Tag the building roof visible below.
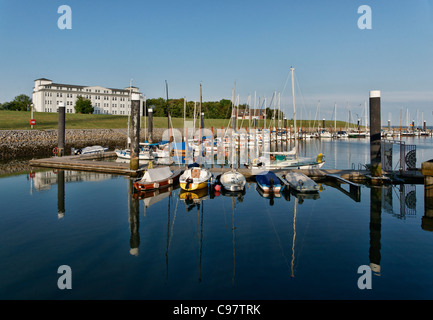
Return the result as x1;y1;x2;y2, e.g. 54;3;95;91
34;78;52;81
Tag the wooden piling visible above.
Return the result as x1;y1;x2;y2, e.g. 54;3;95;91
130;93;141;171
148;107;153;143
58;102;65;157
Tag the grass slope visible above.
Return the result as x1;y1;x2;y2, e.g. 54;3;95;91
0;110;351;130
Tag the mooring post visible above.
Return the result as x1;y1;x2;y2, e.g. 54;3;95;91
130;93;141;171
58;102;65;157
369;90;382;177
421;160;433;231
148;107;153;143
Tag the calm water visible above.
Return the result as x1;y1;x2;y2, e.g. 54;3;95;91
1;137;433;300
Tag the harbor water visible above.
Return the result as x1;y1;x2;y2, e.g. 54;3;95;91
1;137;433;300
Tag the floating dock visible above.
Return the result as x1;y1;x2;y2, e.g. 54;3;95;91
29;152;425;185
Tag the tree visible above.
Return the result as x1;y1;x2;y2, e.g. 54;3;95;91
1;94;32;111
74;96;94;114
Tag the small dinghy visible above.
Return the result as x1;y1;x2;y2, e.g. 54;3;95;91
276;172;319;193
179;163;212;191
219;170;246;192
255;171;282;193
133;166;182;192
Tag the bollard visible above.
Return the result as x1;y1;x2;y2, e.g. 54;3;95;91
369;90;382;177
58;102;65;157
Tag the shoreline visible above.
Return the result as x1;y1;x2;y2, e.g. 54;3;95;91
0;128;167;161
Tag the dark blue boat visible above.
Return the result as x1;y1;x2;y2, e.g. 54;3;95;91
255;171;283;193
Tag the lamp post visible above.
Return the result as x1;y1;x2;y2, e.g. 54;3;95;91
30;103;34;129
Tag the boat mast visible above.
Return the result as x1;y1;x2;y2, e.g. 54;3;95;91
290;67;297;159
166;80;170;130
334;102;337;134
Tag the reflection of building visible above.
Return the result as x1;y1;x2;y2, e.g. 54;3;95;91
31;170;113;191
32;78;143;115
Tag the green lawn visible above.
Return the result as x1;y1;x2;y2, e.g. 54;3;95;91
0;110;352;130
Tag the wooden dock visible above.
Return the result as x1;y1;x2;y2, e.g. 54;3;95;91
29;152;147;177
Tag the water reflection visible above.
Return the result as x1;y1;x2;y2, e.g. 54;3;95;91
128;180;140;256
57;170;65;219
17;163;430;298
370;187;382;276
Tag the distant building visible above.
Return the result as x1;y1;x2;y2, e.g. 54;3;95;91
32;78;143;115
234;108;266;120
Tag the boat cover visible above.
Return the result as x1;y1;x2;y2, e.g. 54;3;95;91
141;167;173;182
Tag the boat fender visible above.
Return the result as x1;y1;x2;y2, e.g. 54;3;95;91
185;177;193;190
215;184;221;191
316;153;323;163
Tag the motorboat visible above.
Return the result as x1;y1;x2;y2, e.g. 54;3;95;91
219;170;246;192
179;163;212;191
73;145;108;155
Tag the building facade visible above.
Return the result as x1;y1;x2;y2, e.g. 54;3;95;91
32;78;143;115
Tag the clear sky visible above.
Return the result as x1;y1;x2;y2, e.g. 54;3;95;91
0;0;432;125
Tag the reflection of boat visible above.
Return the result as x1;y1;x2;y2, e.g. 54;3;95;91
73;145;108;155
219;170;246;192
276;172;319;193
133;167;182;192
180;188;209;212
179;163;212;191
133;185;174;203
256;185;281;199
255;171;282;193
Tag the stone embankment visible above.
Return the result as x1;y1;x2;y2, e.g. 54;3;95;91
0;129;166;161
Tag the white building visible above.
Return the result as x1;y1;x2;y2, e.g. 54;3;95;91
32;78;144;115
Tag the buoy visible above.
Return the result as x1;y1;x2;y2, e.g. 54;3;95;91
214;184;221;191
52;147;58;155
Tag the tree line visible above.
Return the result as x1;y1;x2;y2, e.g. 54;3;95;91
146;97;285;120
0;94;286;119
0;94;32;111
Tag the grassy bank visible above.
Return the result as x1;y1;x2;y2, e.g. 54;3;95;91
0;110;352;130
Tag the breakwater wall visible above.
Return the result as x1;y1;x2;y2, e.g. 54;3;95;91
0;129;167;160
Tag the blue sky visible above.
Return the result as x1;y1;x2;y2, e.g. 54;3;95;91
0;0;432;125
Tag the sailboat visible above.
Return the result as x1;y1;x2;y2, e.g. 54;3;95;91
219;88;247;192
251;67;325;170
115;146;154;160
179;84;213;191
